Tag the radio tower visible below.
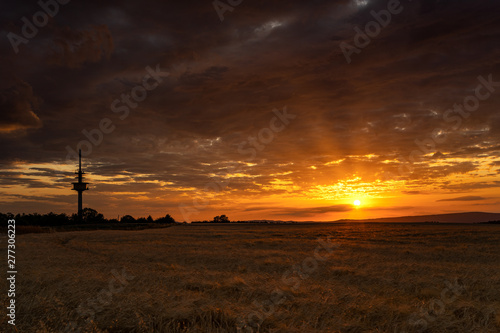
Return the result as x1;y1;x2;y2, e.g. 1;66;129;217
72;149;89;222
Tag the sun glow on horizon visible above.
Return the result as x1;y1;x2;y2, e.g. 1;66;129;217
353;199;361;207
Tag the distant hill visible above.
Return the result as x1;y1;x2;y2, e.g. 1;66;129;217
335;212;500;224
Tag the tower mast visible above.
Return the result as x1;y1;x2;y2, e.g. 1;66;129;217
72;149;89;222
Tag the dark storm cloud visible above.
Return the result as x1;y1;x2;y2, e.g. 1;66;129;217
437;196;486;202
402;190;422;195
245;204;354;218
439;181;500;191
0;81;42;132
365;206;415;211
1;0;500;215
48;25;114;68
5;193;73;203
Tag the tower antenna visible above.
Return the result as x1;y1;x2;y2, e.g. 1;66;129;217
72;149;89;222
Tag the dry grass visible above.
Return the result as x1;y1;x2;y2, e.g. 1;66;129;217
1;223;499;332
15;225;52;234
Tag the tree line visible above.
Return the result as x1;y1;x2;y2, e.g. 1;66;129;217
0;208;176;227
193;215;230;223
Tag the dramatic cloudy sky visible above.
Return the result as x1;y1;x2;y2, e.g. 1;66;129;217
1;0;499;221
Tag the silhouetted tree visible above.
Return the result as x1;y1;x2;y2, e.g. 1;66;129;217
156;214;175;224
0;213;13;226
213;215;230;223
136;217;147;223
1;212;71;226
81;208;105;223
147;215;154;223
120;215;136;223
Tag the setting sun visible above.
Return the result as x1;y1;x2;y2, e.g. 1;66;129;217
353;200;361;207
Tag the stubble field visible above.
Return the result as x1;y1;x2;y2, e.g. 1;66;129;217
2;222;500;332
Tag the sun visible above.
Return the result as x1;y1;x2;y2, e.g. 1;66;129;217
353;199;361;207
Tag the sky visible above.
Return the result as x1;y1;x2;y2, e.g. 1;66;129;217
0;0;499;221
